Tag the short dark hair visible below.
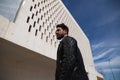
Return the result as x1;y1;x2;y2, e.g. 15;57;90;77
56;23;69;34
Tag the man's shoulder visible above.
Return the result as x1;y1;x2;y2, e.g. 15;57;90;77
66;36;76;41
63;36;77;43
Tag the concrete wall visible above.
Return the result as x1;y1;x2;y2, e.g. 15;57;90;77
0;38;55;80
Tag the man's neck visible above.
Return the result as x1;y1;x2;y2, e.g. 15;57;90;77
64;34;68;38
60;34;68;42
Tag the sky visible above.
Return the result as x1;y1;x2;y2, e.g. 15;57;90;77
0;0;120;80
0;0;21;20
62;0;120;80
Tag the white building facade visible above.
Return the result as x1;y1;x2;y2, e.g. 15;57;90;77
0;0;103;80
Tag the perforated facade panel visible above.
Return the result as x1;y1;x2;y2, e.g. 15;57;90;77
14;0;89;60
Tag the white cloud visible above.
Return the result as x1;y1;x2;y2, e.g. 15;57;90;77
95;58;120;68
0;0;21;20
110;56;120;66
94;48;115;60
103;68;120;73
92;42;105;51
95;61;110;68
95;56;120;72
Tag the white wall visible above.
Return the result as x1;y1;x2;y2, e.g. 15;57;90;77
0;38;55;80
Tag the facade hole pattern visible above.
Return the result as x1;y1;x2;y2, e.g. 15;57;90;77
26;0;72;47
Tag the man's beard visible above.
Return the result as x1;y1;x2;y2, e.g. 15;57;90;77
57;35;64;40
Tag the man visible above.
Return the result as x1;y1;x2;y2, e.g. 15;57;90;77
55;23;89;80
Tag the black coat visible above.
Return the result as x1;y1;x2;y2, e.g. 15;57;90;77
55;36;89;80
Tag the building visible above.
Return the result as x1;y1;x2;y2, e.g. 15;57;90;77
0;0;103;80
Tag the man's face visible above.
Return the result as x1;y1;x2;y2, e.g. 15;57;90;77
55;27;65;40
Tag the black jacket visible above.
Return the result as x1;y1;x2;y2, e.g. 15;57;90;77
55;36;89;80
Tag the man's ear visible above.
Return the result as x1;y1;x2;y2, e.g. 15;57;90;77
63;30;67;34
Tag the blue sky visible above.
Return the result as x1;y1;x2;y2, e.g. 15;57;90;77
0;0;21;20
62;0;120;80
